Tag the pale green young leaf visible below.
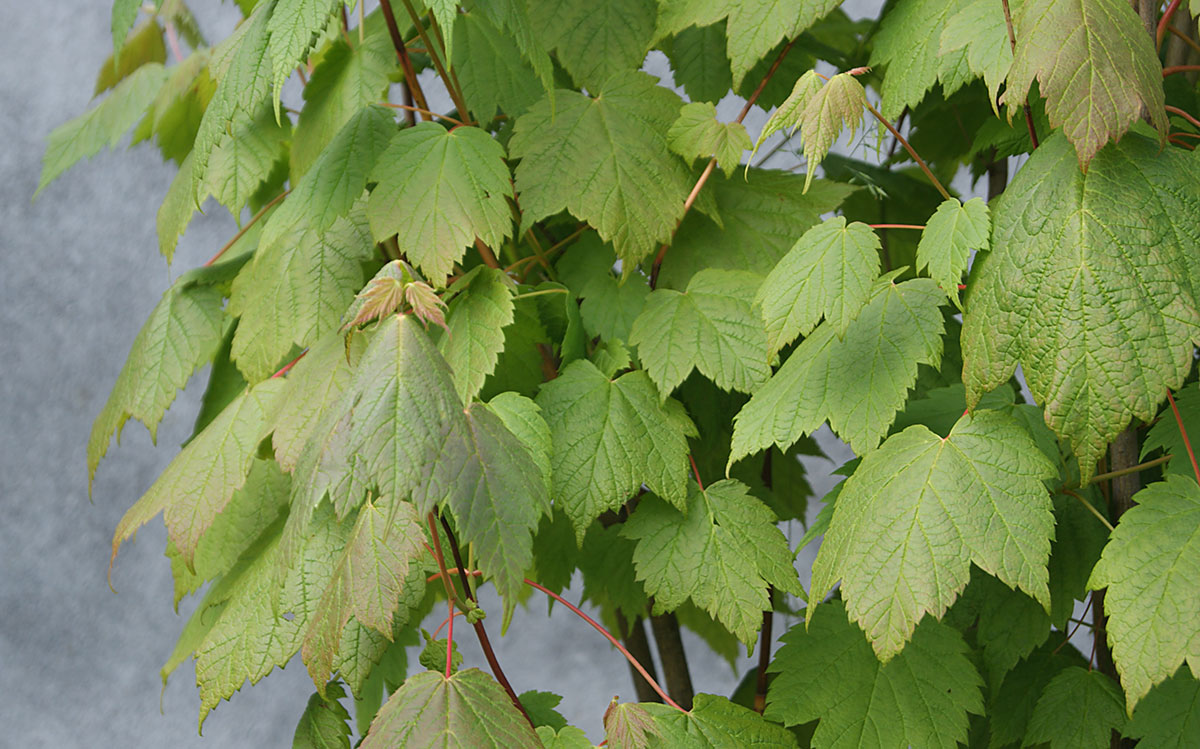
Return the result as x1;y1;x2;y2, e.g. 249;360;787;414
267;0;339;117
537;726;594;748
1088;476;1200;711
273;331;366;472
590;340;632;379
536;360;695;539
940;0;1016;112
756;216;880;353
667;102;751;178
368;123;513;285
622;479;802;645
111;0;141;59
263;104;396;248
96;20;166;95
1025;667;1127;748
486;392;552;492
765;602;983;748
730;278;945;463
752;70;821;156
870;0;972;119
1125;669;1200;748
726;0;841;88
630;269;770;397
452;11;544;121
961;133;1200;481
810;410;1056;660
230;204;375;383
301;496;425;688
112;380;288;570
511;73;694;265
643;693;800;747
292;30;395;177
133;48;213;166
605;700;660;749
293;682;352;749
361;669;541;748
38;62;167;195
528;0;657;91
1005;0;1167;166
440;267;516;403
204;105;290;215
916;197;989;306
88;281;227;487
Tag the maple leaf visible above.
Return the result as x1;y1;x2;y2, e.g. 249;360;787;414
95;20;166;95
556;235;650;343
605;699;660;749
440;267;515;403
756;216;880;354
1005;0;1167;166
452;11;545;121
1125;668;1200;748
961;132;1200;481
110;0;141;59
537;726;594;748
753;70;822;154
622;479;802;645
916;197;989;307
368;123;514;285
1025;667;1127;748
292;682;352;749
730;276;945;463
272;331;365;473
361;669;541;748
536;360;696;539
725;0;841;88
643;693;800;747
668;102;751;178
870;0;972;119
630;269;770;398
342;261;416;331
266;0;338;117
1088;476;1200;711
203;105;290;215
510;72;694;265
811;410;1057;660
940;0;1015;112
528;0;657;91
766;601;983;748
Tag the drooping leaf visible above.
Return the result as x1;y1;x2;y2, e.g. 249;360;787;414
361;669;541;748
293;681;352;749
668;102;751;178
970;571;1051;684
916;197;989;306
474;0;555;94
267;0;339;117
1088;476;1200;711
38;62;167;195
511;73;694;265
810;410;1057;660
439;267;516;403
536;360;695;539
870;0;972;119
765;601;983;748
486;392;553;492
204;105;291;215
528;0;657;91
368;123;514;285
1025;667;1127;748
622;479;802;645
752;70;822;154
725;0;841;88
1125;668;1200;749
630;269;770;398
756;216;880;354
730;277;945;463
1005;0;1168;166
644;693;799;747
962;133;1200;481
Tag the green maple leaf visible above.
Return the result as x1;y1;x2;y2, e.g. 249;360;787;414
368;123;513;285
916;197;989;306
668;102;751;178
725;0;841;88
756;216;880;354
293;682;352;749
133;49;213;166
111;0;142;59
230;203;375;383
630;269;770;398
556;235;650;343
536;360;695;539
753;70;822;153
292;29;395;177
657;168;855;290
486;392;553;491
1088;476;1200;711
38;62;167;195
1005;0;1167;166
301;496;426;688
528;0;657;91
272;331;365;472
969;571;1051;684
811;410;1057;660
605;700;660;749
518;690;568;730
869;0;972;119
940;0;1016;112
643;693;799;747
474;0;555;95
661;23;733;104
1141;387;1200;479
961;133;1200;481
95;20;166;95
439;267;516;403
112;379;288;570
361;669;541;748
452;11;545;121
766;601;983;748
263;104;396;249
88;278;227;487
537;726;594;748
988;641;1090;749
204;105;290;215
1126;668;1200;748
730;277;945;463
511;72;694;265
622;479;802;645
1025;667;1127;748
267;0;338;117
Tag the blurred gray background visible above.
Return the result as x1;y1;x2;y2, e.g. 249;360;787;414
0;2;885;747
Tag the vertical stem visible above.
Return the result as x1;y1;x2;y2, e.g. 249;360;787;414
397;0;472;122
1000;0;1040;148
378;0;431;116
649;613;694;710
753;449;775;713
615;612;662;703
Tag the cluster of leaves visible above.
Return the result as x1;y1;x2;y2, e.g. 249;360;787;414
46;0;1200;745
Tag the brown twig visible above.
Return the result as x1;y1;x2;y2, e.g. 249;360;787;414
378;101;466;127
397;0;472;122
378;0;431;116
1166;105;1200;130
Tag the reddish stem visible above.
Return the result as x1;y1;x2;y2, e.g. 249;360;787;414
522;579;685;711
1167;105;1200;130
378;101;466;126
1166;389;1200;485
203;190;290;267
688;454;705;491
1163;64;1200;77
1158;0;1183;50
444;596;455;678
270;350;307;379
869;223;925;230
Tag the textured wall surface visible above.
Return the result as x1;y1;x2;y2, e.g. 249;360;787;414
0;2;867;747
